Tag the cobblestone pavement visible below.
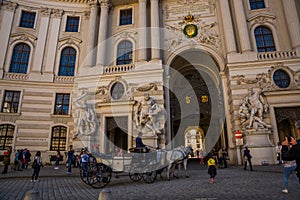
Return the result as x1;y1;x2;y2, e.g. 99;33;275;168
0;160;299;200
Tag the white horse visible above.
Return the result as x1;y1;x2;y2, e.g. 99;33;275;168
165;146;193;181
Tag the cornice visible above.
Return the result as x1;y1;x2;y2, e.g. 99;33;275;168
48;0;89;3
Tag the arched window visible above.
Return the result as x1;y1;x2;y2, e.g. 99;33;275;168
9;43;30;74
273;69;290;88
117;41;133;65
0;124;15;150
249;0;265;10
50;126;67;151
58;47;76;76
254;26;276;52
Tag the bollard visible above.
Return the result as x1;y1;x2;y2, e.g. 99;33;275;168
24;189;40;200
98;189;112;200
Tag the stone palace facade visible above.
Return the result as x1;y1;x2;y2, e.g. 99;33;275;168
0;0;300;165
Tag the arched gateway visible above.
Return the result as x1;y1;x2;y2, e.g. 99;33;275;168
165;49;226;154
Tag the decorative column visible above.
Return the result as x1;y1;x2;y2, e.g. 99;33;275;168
232;0;251;52
44;9;63;77
150;0;160;60
31;8;51;73
282;0;300;56
219;0;237;54
86;1;98;67
96;0;110;67
0;2;17;77
138;0;147;61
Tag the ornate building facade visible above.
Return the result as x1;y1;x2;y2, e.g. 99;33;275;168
0;0;300;165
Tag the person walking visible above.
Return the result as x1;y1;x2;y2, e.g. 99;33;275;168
80;150;89;177
31;151;43;182
54;150;61;169
207;154;217;184
66;145;75;174
243;147;253;171
281;158;298;194
1;147;12;174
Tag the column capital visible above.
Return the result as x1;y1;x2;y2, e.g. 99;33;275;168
40;8;51;17
2;2;18;12
88;0;98;7
99;0;111;7
139;0;147;3
51;9;64;18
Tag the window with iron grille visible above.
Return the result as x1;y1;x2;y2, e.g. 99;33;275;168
50;126;67;151
273;69;290;88
119;9;132;26
54;93;70;115
58;47;76;76
249;0;265;10
65;16;80;32
0;124;14;150
254;26;276;52
9;43;30;74
1;91;21;113
20;11;36;28
117;41;133;65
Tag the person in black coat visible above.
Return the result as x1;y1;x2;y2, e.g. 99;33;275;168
243;147;253;171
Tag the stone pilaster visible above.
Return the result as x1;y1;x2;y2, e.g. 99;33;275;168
31;8;51;74
86;2;98;67
219;0;237;54
150;0;160;60
232;0;251;52
96;0;110;68
43;9;63;81
138;0;147;61
0;2;17;77
282;0;300;56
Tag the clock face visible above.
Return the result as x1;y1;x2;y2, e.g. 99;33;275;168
183;24;198;38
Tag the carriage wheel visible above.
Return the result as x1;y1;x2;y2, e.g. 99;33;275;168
129;173;143;182
87;163;112;189
142;171;157;183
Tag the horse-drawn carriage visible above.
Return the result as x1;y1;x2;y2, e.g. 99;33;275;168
79;146;193;188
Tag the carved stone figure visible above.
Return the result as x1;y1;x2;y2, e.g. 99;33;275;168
135;93;162;135
239;88;271;130
74;90;97;138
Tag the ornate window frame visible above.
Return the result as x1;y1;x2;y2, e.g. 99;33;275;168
250;23;279;53
108;77;128;101
0;123;17;150
49;124;68;151
268;65;295;90
5;34;36;74
55;37;81;77
118;6;134;26
247;0;268;11
63;14;81;33
0;89;24;115
113;33;136;66
17;8;38;30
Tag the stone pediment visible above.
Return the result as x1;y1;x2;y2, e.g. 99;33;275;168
10;33;37;46
247;14;276;28
58;36;82;49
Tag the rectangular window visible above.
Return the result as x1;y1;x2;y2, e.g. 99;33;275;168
249;0;265;10
50;126;67;151
54;93;70;115
119;9;132;26
65;16;80;32
1;91;21;113
0;124;14;150
20;11;36;28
